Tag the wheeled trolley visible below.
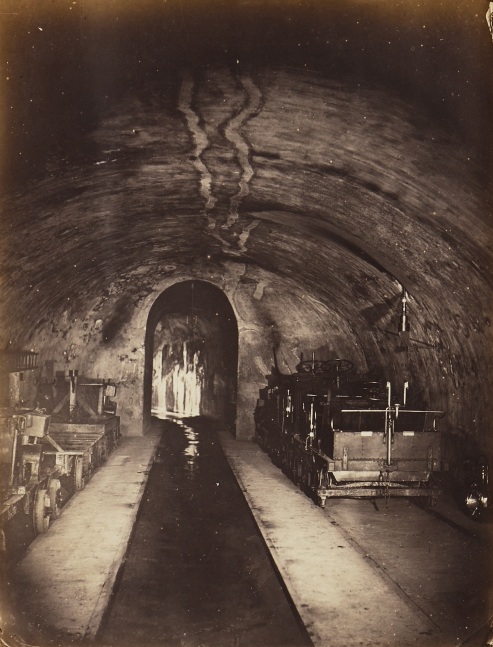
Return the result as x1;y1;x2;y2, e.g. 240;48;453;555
45;416;120;492
255;358;448;508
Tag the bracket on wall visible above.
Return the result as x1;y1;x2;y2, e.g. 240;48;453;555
377;287;441;351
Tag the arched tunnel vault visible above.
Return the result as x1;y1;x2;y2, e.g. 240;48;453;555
0;1;491;464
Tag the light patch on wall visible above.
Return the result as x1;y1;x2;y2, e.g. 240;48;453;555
152;341;205;417
253;280;267;300
254;355;269;377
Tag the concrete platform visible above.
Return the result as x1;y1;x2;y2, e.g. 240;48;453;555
3;431;161;644
218;432;443;647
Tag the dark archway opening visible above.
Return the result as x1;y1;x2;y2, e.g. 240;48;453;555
143;281;238;432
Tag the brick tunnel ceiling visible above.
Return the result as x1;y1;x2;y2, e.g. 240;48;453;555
0;0;492;377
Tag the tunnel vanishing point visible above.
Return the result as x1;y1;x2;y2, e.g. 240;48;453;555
0;0;492;474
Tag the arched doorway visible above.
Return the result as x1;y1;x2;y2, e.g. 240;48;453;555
143;280;238;431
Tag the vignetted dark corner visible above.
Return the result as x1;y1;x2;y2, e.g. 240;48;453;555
0;1;492;647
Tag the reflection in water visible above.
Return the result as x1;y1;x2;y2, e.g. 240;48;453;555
180;421;200;473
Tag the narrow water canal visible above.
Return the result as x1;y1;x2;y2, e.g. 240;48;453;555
99;417;311;647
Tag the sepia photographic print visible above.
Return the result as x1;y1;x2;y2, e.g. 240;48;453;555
0;2;492;647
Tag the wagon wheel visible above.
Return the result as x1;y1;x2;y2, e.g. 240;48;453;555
308;465;318;492
305;464;313;489
290;456;297;482
33;488;51;534
72;457;85;492
298;458;307;490
282;455;289;478
293;457;301;485
49;479;62;520
308;462;319;492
